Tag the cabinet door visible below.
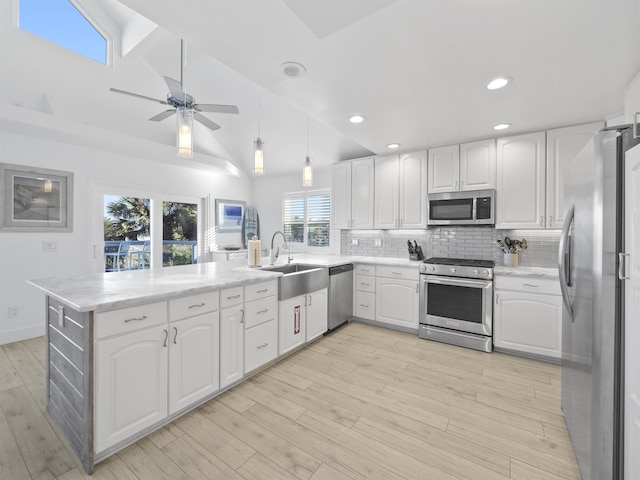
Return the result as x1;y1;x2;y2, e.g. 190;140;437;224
399;151;427;228
220;306;244;389
428;145;459;193
245;319;278;373
374;155;399;229
496;132;546;229
355;290;375;320
375;278;419;329
546;122;602;228
95;324;168;453
331;162;352;229
351;158;375;229
460;139;496;191
168;312;220;415
279;295;306;355
494;290;562;359
306;288;328;341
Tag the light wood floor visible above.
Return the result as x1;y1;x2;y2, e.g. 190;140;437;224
0;322;580;480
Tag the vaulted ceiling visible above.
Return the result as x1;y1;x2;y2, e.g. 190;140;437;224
1;0;639;177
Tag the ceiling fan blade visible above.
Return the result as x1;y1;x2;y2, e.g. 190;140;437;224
149;109;176;122
164;76;183;94
193;112;221;131
195;104;239;114
110;88;168;105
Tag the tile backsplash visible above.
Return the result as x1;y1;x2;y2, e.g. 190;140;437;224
340;227;561;267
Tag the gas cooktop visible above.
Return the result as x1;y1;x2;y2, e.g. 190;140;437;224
423;257;495;269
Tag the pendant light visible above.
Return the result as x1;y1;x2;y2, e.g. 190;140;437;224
177;106;193;158
253;94;264;174
303;115;313;187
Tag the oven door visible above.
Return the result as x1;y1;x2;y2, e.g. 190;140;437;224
420;274;493;336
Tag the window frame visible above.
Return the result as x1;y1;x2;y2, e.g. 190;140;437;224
282;189;331;253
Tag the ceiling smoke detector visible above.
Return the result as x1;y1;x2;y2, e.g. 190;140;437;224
280;62;307;78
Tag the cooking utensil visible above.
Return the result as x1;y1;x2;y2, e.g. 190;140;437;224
407;240;414;254
496;239;506;253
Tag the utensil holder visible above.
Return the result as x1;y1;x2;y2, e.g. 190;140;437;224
503;253;519;267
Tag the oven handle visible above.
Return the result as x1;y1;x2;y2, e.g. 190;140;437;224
424;275;492;288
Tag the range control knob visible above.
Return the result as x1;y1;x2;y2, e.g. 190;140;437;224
473;269;479;275
450;267;456;274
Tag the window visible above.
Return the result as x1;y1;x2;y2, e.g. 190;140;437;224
19;0;108;64
283;190;330;248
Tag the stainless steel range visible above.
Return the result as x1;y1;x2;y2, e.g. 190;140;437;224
419;257;494;352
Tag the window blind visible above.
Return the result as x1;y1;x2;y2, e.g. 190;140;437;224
282;190;330;247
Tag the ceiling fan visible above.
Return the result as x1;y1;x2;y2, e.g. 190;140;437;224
110;40;239;134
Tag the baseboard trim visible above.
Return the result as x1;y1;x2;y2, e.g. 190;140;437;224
0;324;45;345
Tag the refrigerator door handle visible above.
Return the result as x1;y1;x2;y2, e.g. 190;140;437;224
559;204;574;319
619;252;631;280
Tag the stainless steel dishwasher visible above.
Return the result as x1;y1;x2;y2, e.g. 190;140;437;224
326;263;354;332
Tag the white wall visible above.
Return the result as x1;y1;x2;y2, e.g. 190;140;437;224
0;130;252;344
251;166;338;255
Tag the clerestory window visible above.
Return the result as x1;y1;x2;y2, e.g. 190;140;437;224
19;0;108;64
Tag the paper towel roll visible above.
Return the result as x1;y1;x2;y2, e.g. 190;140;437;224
248;237;261;268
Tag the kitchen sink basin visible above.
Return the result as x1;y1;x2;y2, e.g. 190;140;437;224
261;263;328;300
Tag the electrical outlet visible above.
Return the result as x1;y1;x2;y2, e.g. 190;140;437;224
351;238;359;246
8;307;18;318
43;241;57;252
374;238;382;247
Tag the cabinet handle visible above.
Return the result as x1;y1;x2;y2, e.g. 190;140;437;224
523;283;539;288
392;272;402;276
308;294;312;306
539;216;543;227
495;294;499;305
455;180;458;190
460;180;464;190
549;215;553;225
360;304;369;308
124;315;147;323
257;309;269;315
240;309;245;324
227;294;241;300
361;268;370;273
416;284;419;293
257;289;268;294
173;327;178;344
257;342;269;349
360;282;370;286
188;303;205;309
162;329;168;347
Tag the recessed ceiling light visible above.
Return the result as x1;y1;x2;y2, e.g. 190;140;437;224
493;123;512;130
349;115;365;124
280;62;307;78
387;143;400;149
487;77;512;90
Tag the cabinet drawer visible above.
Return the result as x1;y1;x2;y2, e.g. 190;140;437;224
376;265;419;281
355;264;376;276
245;280;278;302
494;275;560;295
220;286;244;309
95;302;167;339
355;274;375;293
169;291;219;321
244;296;278;329
244;319;278;373
355;291;375;320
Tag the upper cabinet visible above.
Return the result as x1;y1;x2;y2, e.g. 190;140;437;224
428;139;496;193
374;151;427;229
546;122;603;229
496;132;546;229
331;158;375;229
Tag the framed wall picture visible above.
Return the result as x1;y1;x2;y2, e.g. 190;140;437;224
215;198;245;233
0;163;73;232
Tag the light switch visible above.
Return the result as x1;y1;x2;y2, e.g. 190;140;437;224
374;238;382;247
351;238;359;246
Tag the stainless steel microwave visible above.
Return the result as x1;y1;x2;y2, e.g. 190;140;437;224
427;189;495;226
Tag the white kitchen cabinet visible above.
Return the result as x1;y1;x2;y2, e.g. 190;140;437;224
244;280;278;373
168;312;220;415
279;294;306;355
220;286;244;388
95;323;168;453
374;151;427;229
306;288;328;341
354;264;376;321
546;122;602;229
375;265;419;330
494;275;562;360
331;157;375;229
428;140;495;193
496;132;546;229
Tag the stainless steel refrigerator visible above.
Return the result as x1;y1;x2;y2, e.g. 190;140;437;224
559;125;639;479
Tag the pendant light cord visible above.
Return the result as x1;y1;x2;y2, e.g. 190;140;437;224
306;115;310;156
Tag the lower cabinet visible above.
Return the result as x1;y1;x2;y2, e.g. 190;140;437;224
244;319;278;373
306;288;328;341
279;288;328;355
95;323;169;453
219;304;244;389
494;275;562;360
375;266;419;330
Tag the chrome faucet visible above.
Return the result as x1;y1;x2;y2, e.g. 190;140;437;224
269;231;290;265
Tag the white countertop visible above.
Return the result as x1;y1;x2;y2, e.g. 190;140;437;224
494;265;559;278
